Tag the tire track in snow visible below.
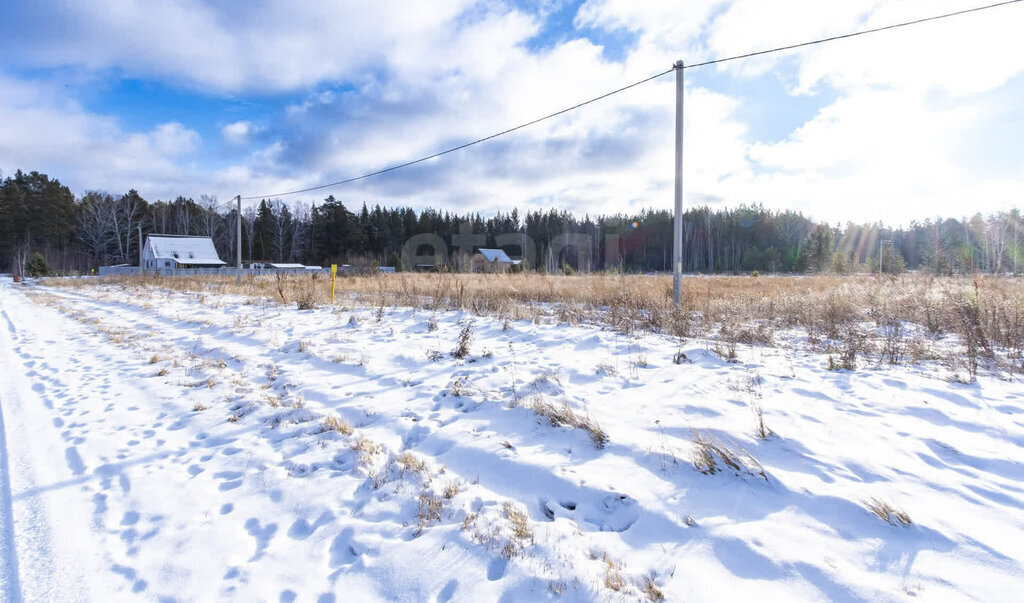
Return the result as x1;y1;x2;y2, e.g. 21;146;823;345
0;391;23;603
1;292;26;601
0;288;97;602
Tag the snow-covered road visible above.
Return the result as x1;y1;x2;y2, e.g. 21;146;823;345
1;278;1023;601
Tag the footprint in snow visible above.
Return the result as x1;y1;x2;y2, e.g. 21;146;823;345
110;563;148;593
288;511;335;540
403;423;432;448
214;470;244;491
328;527;366;567
436;579;458;602
487;558;507;581
244;518;278;561
65;446;87;475
541;494;638;532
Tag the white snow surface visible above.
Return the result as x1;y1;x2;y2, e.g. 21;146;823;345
1;279;1022;602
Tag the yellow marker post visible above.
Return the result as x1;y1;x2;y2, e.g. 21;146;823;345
330;264;337;304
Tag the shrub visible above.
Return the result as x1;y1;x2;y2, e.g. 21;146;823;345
953;283;988;382
451;322;474;359
26;252;52;277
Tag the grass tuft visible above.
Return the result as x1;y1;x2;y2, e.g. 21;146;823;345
691;429;767;481
865;497;912;526
321;415;353;435
530;396;608;448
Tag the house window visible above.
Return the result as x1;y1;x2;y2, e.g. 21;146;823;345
165;261;171;267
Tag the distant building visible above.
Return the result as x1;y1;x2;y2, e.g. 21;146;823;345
471;249;520;273
143;235;226;270
250;262;306;271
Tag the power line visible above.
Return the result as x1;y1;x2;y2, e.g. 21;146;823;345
242;0;1021;200
685;0;1023;70
240;67;674;200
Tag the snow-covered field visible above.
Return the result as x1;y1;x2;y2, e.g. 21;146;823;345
1;277;1023;602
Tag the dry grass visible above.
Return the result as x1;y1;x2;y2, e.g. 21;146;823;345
321;415;353;435
351;436;382;465
498;502;534;559
642;576;666;601
528;396;608;448
603;554;625;592
865;497;912;526
753;403;772;439
691;429;767;481
416;491;445;534
396;451;428;477
503;502;532;541
451;322;474;359
43;272;1024;374
442;481;461;499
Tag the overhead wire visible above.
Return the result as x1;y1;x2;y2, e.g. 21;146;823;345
240;0;1022;200
240;67;674;199
684;0;1023;69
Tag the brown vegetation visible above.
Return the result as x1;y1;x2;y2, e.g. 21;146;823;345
45;272;1024;375
864;497;912;526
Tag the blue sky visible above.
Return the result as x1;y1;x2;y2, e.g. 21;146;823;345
0;0;1021;224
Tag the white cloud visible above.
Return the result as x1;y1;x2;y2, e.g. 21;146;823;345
1;0;1022;226
221;121;256;145
1;0;477;93
0;75;202;197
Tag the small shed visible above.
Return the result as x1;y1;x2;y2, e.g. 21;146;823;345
471;248;520;273
143;235;226;270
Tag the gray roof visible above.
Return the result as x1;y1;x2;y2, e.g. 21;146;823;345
147;235;226;265
477;248;514;263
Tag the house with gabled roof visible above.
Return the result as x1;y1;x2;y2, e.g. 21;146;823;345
471;248;521;273
143;235;226;270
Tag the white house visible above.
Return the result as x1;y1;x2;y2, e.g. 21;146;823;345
143;235;227;270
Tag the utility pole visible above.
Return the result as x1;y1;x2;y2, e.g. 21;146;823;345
138;224;144;275
236;195;242;285
673;60;684;307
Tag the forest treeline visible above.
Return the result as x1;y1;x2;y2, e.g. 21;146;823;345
1;169;1022;275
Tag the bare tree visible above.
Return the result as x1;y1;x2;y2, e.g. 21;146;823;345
76;192;116;263
242;206;257;263
289;202;310;262
115;190;145;264
268;199;292;261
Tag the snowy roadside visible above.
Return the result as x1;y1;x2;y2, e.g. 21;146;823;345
1;279;1023;601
